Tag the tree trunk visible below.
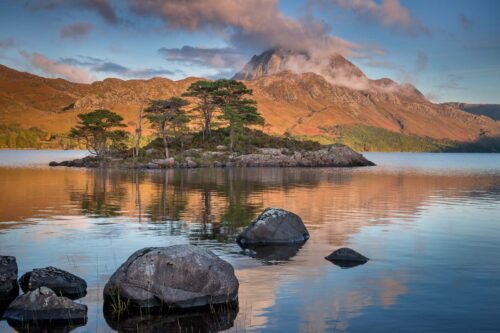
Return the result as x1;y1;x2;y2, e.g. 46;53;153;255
134;103;143;161
161;123;168;159
229;125;234;151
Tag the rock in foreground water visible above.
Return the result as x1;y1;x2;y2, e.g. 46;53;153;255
237;208;309;246
19;266;87;299
103;245;239;310
0;256;18;298
325;248;369;268
4;287;88;322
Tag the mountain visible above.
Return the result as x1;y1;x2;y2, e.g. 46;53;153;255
441;102;500;121
1;49;500;151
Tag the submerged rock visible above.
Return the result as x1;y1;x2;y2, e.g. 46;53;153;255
240;244;304;263
0;256;18;299
104;303;238;333
325;248;369;268
4;287;88;323
237;208;309;246
19;266;87;299
103;245;239;310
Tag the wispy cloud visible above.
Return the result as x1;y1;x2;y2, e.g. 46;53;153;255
313;0;429;36
28;0;118;24
158;46;247;69
59;55;180;78
19;50;94;83
458;14;474;30
60;23;94;40
440;73;466;91
0;38;16;49
416;51;428;72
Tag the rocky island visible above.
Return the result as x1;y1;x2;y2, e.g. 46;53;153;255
49;144;374;169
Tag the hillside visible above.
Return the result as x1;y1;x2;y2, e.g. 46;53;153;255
442;102;500;121
1;50;499;151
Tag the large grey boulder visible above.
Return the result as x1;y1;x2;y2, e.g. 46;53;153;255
19;266;87;299
103;245;239;310
4;287;88;323
0;256;18;299
325;248;369;268
236;208;309;246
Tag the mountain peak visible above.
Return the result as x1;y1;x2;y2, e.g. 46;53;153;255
233;48;366;81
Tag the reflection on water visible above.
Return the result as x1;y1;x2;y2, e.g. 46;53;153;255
0;152;499;332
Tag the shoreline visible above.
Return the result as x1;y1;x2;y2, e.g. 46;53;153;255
48;145;376;169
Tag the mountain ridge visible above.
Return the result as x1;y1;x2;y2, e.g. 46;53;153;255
1;50;499;151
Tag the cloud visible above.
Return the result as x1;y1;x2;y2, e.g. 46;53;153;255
128;0;365;58
0;38;16;49
416;51;428;72
440;73;466;91
19;50;94;83
59;55;179;78
314;0;429;36
458;14;474;30
28;0;117;24
158;46;248;69
60;23;94;39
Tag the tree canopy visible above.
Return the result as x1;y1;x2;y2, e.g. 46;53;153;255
69;109;128;157
214;80;264;150
144;97;190;158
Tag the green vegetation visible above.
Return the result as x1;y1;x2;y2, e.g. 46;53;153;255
183;80;220;138
214;79;264;150
69;109;128;157
321;124;453;152
145;127;322;156
0;124;77;149
144;97;190;158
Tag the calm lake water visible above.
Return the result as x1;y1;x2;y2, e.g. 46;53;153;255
0;151;499;332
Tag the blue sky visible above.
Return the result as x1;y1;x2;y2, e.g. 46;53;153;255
0;0;499;103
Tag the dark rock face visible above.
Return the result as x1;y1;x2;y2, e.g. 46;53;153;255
104;304;238;333
103;245;239;310
19;266;87;299
233;146;375;167
49;156;100;168
4;287;88;323
237;208;309;246
0;256;19;317
325;248;369;268
0;256;18;298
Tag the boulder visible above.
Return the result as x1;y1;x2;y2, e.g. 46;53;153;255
147;162;160;169
49;161;59;167
153;158;176;168
236;208;309;246
19;266;87;299
325;248;369;268
185;157;198;168
0;256;18;299
103;245;239;310
4;287;88;323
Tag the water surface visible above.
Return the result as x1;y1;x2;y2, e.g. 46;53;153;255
0;151;499;332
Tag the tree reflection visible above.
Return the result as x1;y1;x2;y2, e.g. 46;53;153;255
69;169;129;217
